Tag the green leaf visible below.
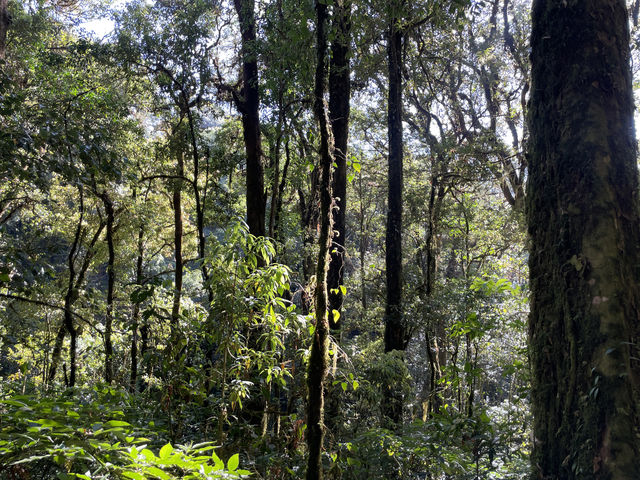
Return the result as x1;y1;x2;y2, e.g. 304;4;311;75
141;448;156;462
121;472;145;480
145;466;171;480
227;453;239;471
159;443;173;459
103;420;131;428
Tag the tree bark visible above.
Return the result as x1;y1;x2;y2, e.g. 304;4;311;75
268;130;283;239
100;191;116;384
298;130;321;283
528;1;640;478
383;8;405;426
48;187;85;387
234;0;266;240
306;1;334;478
273;137;292;241
327;0;351;328
185;108;212;302
130;220;144;393
0;0;8;60
171;149;184;342
48;188;105;387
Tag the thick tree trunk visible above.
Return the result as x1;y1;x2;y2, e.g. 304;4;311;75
234;0;265;239
383;13;405;426
306;1;333;478
528;1;640;478
327;0;351;328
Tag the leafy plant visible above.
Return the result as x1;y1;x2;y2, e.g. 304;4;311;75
0;387;251;479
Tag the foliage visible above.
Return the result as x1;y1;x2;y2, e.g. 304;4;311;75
0;386;250;479
0;0;543;478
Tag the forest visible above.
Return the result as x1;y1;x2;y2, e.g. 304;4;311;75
1;0;640;479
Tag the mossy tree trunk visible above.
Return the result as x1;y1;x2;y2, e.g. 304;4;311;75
306;0;334;478
528;1;640;478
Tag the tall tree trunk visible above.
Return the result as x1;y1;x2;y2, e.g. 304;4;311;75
0;0;8;60
324;0;351;437
273;138;292;241
48;187;85;386
382;9;405;426
48;188;104;387
234;0;265;239
358;171;367;317
268;100;287;240
130;221;144;393
185;108;212;302
327;0;351;328
100;192;115;384
171;150;184;343
48;323;67;388
528;1;640;478
298;131;321;283
420;164;446;417
306;1;333;478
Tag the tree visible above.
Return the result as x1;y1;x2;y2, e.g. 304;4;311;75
233;0;266;240
0;0;8;60
115;0;216;304
48;186;105;387
97;189;116;384
306;0;334;477
528;1;640;477
327;0;351;327
383;0;406;426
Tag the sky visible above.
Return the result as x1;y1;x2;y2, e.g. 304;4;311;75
80;18;115;37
